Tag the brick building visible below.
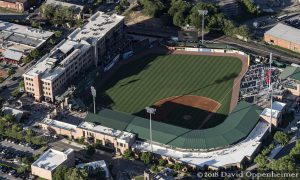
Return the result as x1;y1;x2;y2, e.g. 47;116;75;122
264;23;300;53
0;0;35;12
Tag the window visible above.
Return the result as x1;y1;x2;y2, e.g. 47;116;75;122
270;39;274;43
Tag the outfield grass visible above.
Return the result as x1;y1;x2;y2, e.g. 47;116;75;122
97;54;242;128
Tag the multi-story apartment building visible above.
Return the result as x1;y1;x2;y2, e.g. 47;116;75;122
23;11;125;102
23;40;93;102
68;11;125;67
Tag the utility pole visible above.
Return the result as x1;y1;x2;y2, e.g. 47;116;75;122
198;10;208;45
91;86;96;114
145;107;156;153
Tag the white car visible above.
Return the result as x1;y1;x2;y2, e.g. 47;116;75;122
297;120;300;125
291;127;298;131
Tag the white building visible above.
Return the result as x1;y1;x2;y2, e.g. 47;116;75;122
31;148;75;180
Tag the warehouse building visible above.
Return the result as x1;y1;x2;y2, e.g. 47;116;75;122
264;23;300;53
0;21;53;64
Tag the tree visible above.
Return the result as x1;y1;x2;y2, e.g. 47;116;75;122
86;145;95;157
7;68;15;76
115;5;122;14
241;0;258;14
19;80;25;89
53;165;69;180
140;0;165;17
122;149;133;159
0;77;4;83
254;154;268;169
158;159;167;166
267;155;296;171
11;89;20;97
150;165;159;172
140;152;152;164
234;25;249;39
66;168;87;180
290;140;300;161
274;131;289;146
174;162;183;171
54;31;62;38
168;0;190;27
120;0;129;7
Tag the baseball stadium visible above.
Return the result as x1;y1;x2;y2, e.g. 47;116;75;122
87;46;269;151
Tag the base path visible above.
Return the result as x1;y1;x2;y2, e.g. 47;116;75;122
170;49;249;112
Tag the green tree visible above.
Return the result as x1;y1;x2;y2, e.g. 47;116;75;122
168;0;190;27
66;168;87;180
120;0;129;7
274;131;289;146
115;5;122;14
241;0;258;14
158;159;167;166
53;165;69;180
122;149;133;159
267;155;296;171
140;152;152;164
54;31;62;38
151;165;159;172
19;80;25;88
174;162;183;171
254;154;268;169
140;0;165;17
86;145;95;157
7;68;15;76
11;89;20;97
290;140;300;161
0;77;4;83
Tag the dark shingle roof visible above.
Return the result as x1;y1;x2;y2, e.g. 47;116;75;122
85;101;262;150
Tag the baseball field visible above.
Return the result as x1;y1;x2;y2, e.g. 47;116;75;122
97;54;242;129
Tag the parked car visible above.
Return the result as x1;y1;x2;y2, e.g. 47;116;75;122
291;127;298;132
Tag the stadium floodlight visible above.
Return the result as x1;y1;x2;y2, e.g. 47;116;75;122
198;10;208;45
269;53;273;133
145;107;156;153
91;86;96;114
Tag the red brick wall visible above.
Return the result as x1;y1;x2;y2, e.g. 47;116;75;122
264;33;300;52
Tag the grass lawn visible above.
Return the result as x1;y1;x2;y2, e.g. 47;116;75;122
97;54;242;129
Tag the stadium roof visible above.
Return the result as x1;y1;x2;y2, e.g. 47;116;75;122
265;23;300;45
279;66;300;81
85;101;263;150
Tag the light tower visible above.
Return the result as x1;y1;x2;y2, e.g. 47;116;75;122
91;86;96;114
145;106;156;153
268;53;273;133
198;10;208;45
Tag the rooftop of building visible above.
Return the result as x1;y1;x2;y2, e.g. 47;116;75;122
265;23;300;45
272;101;286;112
78;121;135;143
45;0;84;14
68;11;124;43
2;49;23;61
41;118;78;132
2;106;24;122
85;101;263;150
24;39;90;81
1;0;28;3
279;66;300;81
261;108;280;119
0;21;53;41
76;160;109;178
32;148;74;172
